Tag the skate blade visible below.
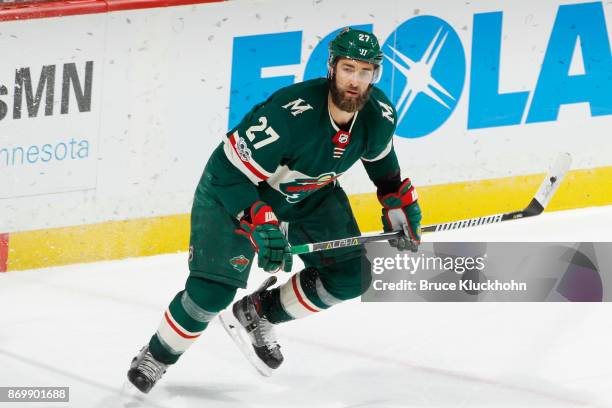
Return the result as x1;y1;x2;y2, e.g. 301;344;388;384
219;310;273;377
117;380;147;404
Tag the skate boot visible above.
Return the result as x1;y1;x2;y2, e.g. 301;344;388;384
127;345;167;393
219;276;282;376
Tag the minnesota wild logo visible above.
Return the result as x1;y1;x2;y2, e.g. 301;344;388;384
279;172;340;203
230;255;250;272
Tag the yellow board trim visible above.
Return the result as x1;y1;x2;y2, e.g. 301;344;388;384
6;165;612;271
8;215;191;271
351;165;612;232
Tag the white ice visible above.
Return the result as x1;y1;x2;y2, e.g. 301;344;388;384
1;205;612;408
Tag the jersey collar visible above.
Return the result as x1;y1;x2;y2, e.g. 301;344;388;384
327;104;359;133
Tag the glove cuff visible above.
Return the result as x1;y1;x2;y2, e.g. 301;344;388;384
377;178;418;209
244;201;279;227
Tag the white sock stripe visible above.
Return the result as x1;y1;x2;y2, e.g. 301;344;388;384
181;291;217;323
156;311;202;354
315;277;342;307
156;322;195;354
279;281;297;318
279;273;321;319
293;274;321;312
164;309;204;337
278;296;294;319
279;277;310;319
154;332;182;355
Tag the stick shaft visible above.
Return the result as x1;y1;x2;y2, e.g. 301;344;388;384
290;232;401;255
290;153;571;255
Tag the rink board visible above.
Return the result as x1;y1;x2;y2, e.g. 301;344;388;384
1;0;612;270
2;165;611;271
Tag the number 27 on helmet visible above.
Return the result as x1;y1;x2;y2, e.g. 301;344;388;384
327;27;384;83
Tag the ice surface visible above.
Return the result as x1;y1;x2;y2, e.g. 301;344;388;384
1;206;612;407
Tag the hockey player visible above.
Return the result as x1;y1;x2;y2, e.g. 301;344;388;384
127;27;422;392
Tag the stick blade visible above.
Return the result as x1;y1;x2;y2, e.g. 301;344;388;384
532;152;572;211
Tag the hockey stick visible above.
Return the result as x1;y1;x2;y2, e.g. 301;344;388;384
290;152;572;255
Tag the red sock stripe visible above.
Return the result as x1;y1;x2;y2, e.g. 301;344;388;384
291;274;318;313
164;311;200;339
0;233;8;272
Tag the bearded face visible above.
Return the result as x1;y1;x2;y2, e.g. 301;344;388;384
329;58;375;112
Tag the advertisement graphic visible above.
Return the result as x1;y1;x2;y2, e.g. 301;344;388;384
0;60;97;199
229;2;612;138
1;0;611;245
378;16;465;138
1;1;611;406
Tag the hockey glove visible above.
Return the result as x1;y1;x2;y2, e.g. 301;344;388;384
378;178;422;252
235;201;293;273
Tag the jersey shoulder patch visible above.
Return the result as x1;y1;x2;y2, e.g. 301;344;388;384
281;98;314;117
360;87;397;162
368;86;397;126
269;78;327;119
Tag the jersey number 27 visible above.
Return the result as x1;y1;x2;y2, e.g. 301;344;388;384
245;116;280;149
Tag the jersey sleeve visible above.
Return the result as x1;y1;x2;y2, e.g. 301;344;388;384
361;94;397;162
203;102;290;217
361;92;402;193
204;144;261;218
362;147;401;194
222;102;290;184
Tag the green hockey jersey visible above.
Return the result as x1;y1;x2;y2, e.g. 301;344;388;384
201;78;398;220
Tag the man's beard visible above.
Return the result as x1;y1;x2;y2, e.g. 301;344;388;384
330;78;371;113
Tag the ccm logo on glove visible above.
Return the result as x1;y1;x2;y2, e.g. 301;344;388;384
236;201;292;273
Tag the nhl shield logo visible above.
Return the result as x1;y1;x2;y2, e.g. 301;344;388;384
332;130;350;158
230;255;250;272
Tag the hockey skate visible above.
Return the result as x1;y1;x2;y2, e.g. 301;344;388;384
219;276;283;377
127;345;167;393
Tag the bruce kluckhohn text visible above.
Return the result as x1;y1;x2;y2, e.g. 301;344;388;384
372;279;528;292
370;254;528;293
